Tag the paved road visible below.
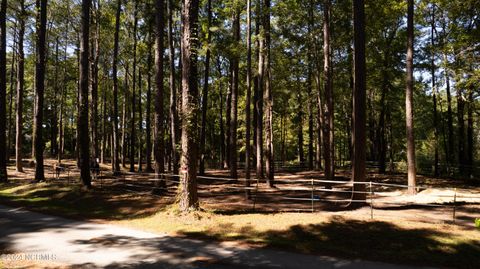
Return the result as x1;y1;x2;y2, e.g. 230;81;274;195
0;205;432;269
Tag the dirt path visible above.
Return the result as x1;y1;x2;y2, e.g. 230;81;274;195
0;205;435;269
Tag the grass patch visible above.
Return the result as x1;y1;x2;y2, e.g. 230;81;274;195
114;210;480;268
1;181;479;268
0;182;165;220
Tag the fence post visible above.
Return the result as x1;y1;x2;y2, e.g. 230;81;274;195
370;181;373;220
453;188;457;224
252;178;259;212
311;178;314;213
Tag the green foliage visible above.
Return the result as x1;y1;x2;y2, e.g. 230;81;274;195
475;218;480;229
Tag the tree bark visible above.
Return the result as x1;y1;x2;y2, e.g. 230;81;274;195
255;0;264;179
466;88;473;177
352;0;366;201
0;0;7;182
199;0;212;175
154;0;166;186
264;0;274;186
406;0;416;194
111;0;121;173
430;6;439;177
51;38;59;157
15;0;26;172
79;0;92;188
323;0;334;181
33;0;48;182
130;1;138;172
168;0;179;174
138;69;143;172
457;87;465;174
230;6;240;179
90;0;100;160
145;36;153;172
245;0;252;198
444;53;454;171
179;0;200;211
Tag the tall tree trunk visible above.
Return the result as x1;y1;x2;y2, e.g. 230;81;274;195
264;0;274;186
16;0;26;172
101;62;107;163
405;0;416;194
307;0;314;171
199;0;212;175
51;38;59;157
138;69;143;172
457;87;465;174
230;6;240;179
297;84;304;163
121;62;128;168
7;25;15;161
90;0;100;159
79;0;92;188
255;0;264;179
179;0;200;211
33;0;48;182
431;6;439;177
111;0;121;173
225;66;232;169
145;38;153;172
466;88;473;177
217;60;225;168
352;0;366;201
444;53;454;171
130;2;138;172
58;28;68;163
323;0;334;181
315;70;324;170
378;29;397;173
168;0;179;174
154;0;166;186
0;0;7;182
245;0;252;198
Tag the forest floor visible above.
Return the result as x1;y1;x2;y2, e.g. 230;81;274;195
0;158;479;268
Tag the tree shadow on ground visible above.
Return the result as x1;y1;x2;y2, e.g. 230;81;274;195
0;182;169;221
178;216;480;269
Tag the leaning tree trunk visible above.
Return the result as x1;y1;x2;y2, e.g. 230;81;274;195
33;0;48;182
179;0;200;211
0;0;7;182
78;0;91;188
154;0;166;186
15;0;26;172
405;0;416;194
